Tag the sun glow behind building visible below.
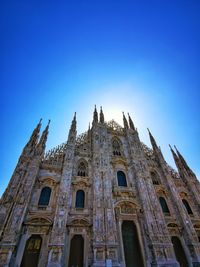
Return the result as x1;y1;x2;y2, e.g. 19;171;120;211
0;1;200;197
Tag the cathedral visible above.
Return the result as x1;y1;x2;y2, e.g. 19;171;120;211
0;106;200;267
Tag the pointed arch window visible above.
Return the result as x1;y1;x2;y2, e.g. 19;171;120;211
112;139;122;156
151;171;160;185
75;190;85;208
38;187;51;206
182;199;193;215
77;162;88;177
117;171;127;187
159;197;170;214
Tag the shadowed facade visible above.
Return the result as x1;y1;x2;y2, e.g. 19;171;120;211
0;107;200;267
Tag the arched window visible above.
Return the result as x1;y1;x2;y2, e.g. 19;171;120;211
38;187;51;206
151;172;160;185
117;171;127;187
159;197;170;214
75;190;85;208
182;199;193;214
77;162;87;177
112;139;121;156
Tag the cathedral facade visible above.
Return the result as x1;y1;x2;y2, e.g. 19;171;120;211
0;106;200;267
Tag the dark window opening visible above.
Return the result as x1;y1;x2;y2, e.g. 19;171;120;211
159;197;170;214
117;171;127;187
38;187;51;206
182;199;193;215
75;190;85;208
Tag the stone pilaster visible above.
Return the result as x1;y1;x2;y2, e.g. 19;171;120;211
47;115;76;267
125;128;179;267
91;124;119;267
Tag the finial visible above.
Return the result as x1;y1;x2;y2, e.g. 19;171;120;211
48;119;51;126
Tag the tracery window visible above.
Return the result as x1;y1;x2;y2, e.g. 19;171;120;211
112;139;122;156
117;171;127;187
151;171;160;185
38;187;51;206
77;161;88;177
182;199;193;215
159;197;170;214
75;190;85;208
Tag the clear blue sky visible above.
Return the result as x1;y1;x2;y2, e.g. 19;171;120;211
1;0;200;197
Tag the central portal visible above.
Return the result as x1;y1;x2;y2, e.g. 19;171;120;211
122;221;144;267
68;235;84;267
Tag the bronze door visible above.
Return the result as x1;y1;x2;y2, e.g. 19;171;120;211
122;221;144;267
20;235;42;267
68;235;84;267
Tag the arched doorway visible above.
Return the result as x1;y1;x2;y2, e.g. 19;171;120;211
171;236;189;267
20;235;42;267
68;235;84;267
122;221;144;267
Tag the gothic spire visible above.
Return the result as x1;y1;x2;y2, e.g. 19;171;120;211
100;106;104;123
23;119;42;153
147;128;159;151
67;112;77;143
71;112;76;132
174;146;194;176
87;122;92;142
37;120;50;153
122;112;129;129
169;145;182;171
128;113;135;130
174;146;187;169
92;105;98;125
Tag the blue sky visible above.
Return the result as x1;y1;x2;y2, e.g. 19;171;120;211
0;0;200;197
